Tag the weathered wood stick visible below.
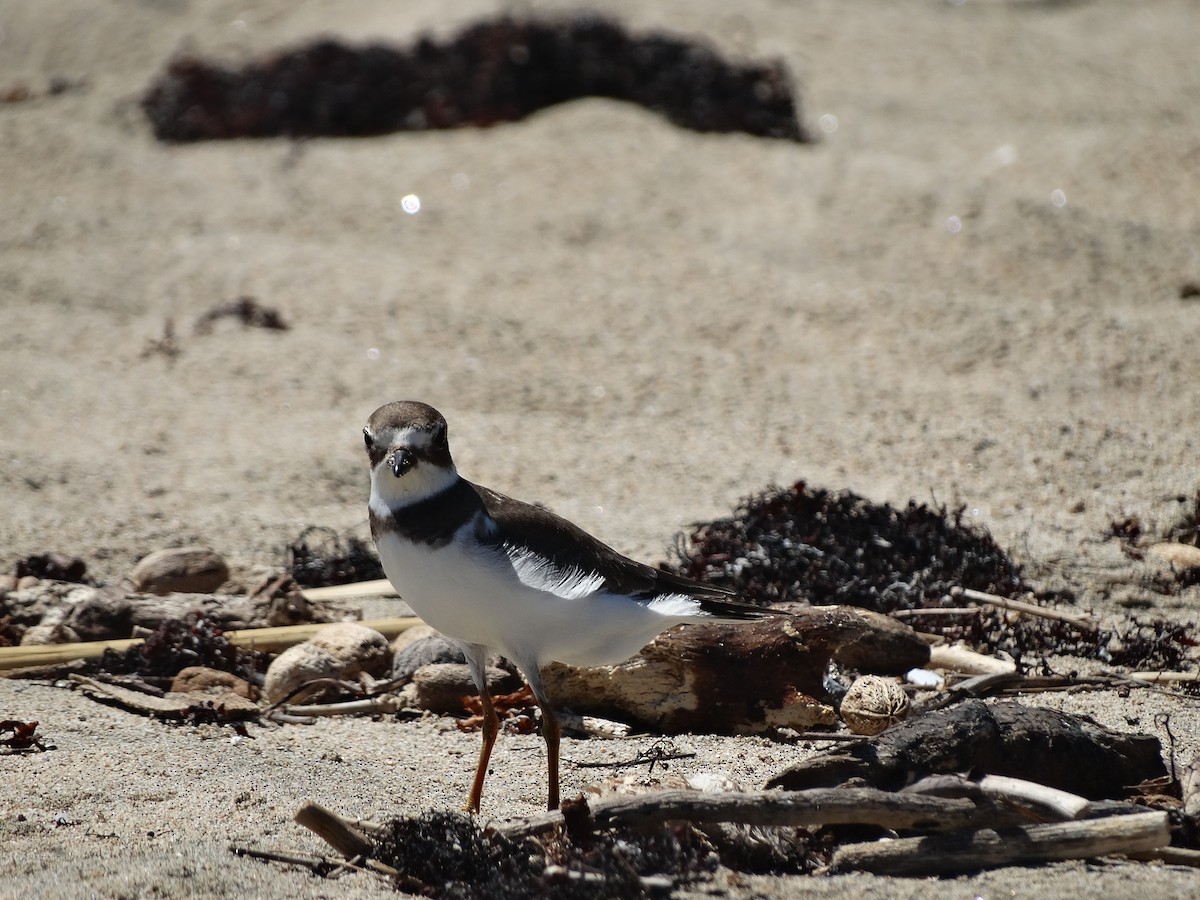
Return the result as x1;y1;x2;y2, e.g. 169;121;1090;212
980;777;1088;821
927;642;1016;675
294;803;388;838
283;696;404;717
959;588;1098;630
830;810;1169;875
1126;670;1200;684
500;788;986;842
1128;846;1200;868
0;616;422;671
906;774;1090;821
298;580;397;602
1181;752;1200;819
294;802;375;858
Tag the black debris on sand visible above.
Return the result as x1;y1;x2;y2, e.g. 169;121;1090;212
667;481;1027;611
663;480;1194;670
91;616;266;682
286;526;384;588
142;15;806;143
370;805;812;898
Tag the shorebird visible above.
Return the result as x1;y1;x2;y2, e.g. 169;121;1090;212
364;400;768;811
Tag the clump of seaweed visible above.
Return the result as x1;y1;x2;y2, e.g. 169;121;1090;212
664;480;1195;671
370;805;813;897
286;526;383;588
90;615;266;682
666;481;1027;611
142;15;806;143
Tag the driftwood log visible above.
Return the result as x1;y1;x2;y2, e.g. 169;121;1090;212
766;700;1166;799
540;605;930;733
831;810;1170;875
3;580;328;642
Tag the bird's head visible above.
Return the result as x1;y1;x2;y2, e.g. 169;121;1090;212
363;400;457;505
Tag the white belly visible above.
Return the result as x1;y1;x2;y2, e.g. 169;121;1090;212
375;525;687;669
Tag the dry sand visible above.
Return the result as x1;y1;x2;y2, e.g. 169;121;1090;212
2;0;1200;896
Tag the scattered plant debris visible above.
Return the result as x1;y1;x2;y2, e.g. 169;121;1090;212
142;15;806;143
286;526;383;588
370;806;740;898
0;719;52;753
194;296;289;334
459;684;538;735
1107;514;1145;550
0;77;85;104
90;615;266;682
0;615;21;647
140;318;180;360
14;553;89;584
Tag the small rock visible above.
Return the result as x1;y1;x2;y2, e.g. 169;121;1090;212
17;575;40;591
130;547;230;595
840;675;910;736
1147;542;1200;571
262;622;391;703
390;623;441;654
392;629;467;680
410;662;519;714
171;665;257;700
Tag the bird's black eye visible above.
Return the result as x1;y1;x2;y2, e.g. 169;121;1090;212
363;428;373;449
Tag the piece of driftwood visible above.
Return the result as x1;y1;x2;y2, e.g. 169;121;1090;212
905;774;1091;821
540;605;929;733
295;802;374;858
1181;752;1200;819
765;700;1166;799
68;674;260;719
500;788;999;842
284;696;404;718
0;616;421;672
927;642;1016;675
1128;846;1200;867
830;809;1169;875
299;579;397;602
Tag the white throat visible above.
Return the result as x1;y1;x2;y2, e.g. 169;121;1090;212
369;459;459;514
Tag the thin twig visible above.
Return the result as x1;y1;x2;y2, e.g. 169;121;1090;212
958;588;1098;631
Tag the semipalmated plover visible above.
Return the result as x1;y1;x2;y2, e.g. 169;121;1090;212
364;400;769;812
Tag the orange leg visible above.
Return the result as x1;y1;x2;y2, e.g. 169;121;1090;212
536;696;561;811
465;686;499;813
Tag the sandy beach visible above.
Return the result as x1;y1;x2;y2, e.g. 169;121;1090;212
3;0;1200;895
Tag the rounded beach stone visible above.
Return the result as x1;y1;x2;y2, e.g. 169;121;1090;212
840;675;910;736
130;547;230;595
263;622;391;703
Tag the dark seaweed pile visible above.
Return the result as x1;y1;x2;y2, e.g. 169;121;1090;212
90;616;266;682
667;481;1027;610
142;15;805;142
286;526;384;588
664;480;1193;670
371;807;810;898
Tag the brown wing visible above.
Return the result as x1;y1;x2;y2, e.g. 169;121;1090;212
472;482;766;619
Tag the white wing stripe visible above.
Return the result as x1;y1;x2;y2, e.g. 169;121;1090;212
507;546;607;600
